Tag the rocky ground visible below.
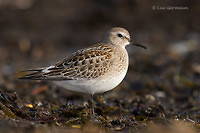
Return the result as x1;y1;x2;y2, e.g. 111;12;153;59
0;0;200;132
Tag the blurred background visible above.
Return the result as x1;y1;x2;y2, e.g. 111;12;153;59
0;0;200;112
0;0;200;132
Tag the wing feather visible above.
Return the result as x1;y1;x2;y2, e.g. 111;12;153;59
18;44;113;80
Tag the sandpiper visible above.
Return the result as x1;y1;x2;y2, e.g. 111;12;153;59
18;27;146;115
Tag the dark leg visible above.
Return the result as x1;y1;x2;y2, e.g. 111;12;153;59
88;94;95;116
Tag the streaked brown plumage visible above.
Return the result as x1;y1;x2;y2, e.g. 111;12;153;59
18;44;114;80
17;27;146;115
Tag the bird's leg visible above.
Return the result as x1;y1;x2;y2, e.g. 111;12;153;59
88;94;95;116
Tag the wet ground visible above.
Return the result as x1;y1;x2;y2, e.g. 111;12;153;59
0;0;200;132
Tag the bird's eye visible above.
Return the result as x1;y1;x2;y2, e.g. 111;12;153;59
117;33;123;38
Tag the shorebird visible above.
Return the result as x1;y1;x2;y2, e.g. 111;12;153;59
18;27;146;115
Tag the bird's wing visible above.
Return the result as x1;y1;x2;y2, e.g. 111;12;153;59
17;44;113;80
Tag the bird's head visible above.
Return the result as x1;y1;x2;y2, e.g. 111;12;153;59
104;27;146;49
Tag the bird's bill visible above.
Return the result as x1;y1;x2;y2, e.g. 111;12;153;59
131;41;147;49
134;42;147;49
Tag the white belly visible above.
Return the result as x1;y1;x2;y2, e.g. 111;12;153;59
53;68;128;94
54;46;129;95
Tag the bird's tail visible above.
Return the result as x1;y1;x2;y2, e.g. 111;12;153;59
16;68;45;80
